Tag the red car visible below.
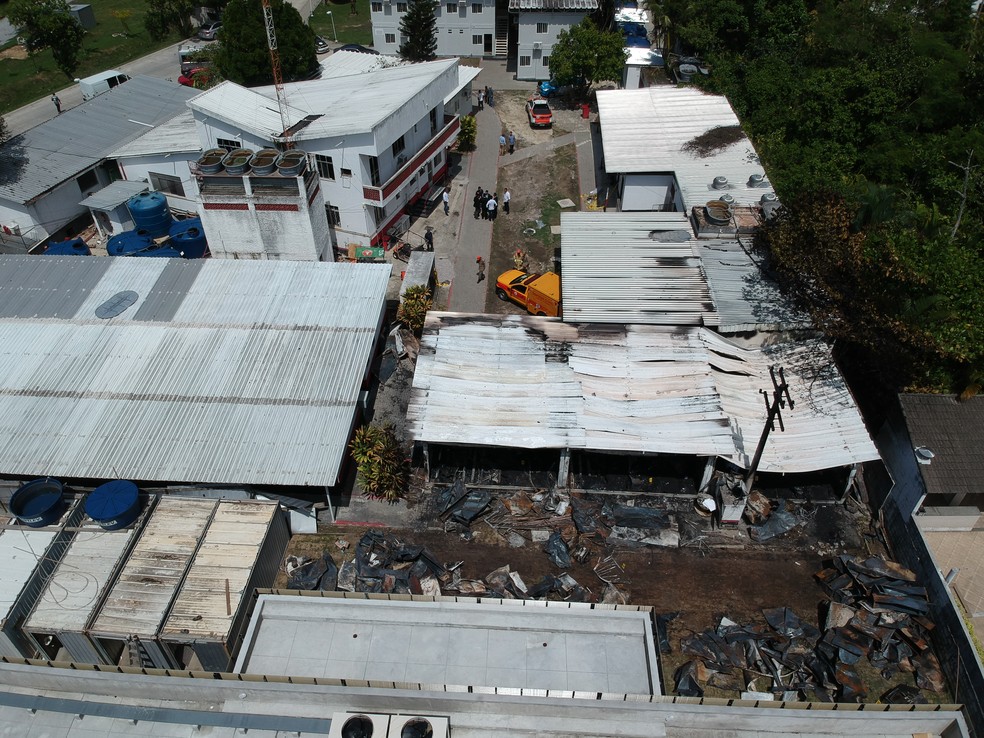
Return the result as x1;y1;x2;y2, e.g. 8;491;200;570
526;97;553;128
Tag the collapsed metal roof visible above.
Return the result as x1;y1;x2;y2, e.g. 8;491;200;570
407;314;879;473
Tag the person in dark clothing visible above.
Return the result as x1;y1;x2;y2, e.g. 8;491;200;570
476;256;486;283
480;190;491;220
51;93;61;114
473;187;484;219
424;229;434;251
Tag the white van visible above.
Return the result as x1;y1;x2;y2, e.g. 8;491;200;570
75;70;131;101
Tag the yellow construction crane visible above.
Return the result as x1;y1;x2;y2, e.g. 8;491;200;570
260;0;292;148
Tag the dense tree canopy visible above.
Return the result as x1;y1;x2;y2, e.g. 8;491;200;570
216;0;316;87
398;0;438;62
9;0;86;78
654;0;984;393
550;19;627;97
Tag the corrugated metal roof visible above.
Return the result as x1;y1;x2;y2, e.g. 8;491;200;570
0;257;389;487
109;111;201;159
319;50;400;77
78;180;148;210
24;528;136;633
560;211;718;325
509;0;599;9
698;240;811;333
407;314;879;472
0;77;198;205
91;498;216;638
0;529;57;620
161;501;277;641
194;59;459;141
596;86;774;208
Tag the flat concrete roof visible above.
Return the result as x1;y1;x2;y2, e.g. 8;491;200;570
235;595;661;696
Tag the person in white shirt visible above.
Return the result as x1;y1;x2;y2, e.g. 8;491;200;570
502;188;511;215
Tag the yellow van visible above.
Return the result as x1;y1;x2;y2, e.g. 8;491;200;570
494;270;561;317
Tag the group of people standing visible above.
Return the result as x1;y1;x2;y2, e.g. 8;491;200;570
473;187;511;221
477;85;495;110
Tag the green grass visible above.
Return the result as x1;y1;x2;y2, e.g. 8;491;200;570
307;0;372;45
0;0;184;116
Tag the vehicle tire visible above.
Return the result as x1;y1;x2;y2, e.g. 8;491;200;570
535;311;546;316
495;288;508;301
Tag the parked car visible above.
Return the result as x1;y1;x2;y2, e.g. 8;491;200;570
526;97;553;128
315;35;331;54
178;67;210;87
197;21;222;41
337;43;380;55
495;271;561;317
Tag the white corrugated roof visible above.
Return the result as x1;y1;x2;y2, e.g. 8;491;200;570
407;315;879;472
162;500;277;641
0;529;57;621
319;49;401;77
0;256;389;487
596;86;775;208
91;498;216;638
25;527;136;633
78;179;148;210
192;59;459;141
109;111;200;159
560;211;718;326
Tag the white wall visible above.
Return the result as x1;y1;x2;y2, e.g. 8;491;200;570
516;11;588;81
620;174;683;212
371;0;496;56
0;200;35;241
116;154;201;213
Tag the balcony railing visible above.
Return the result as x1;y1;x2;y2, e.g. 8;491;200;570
362;114;460;205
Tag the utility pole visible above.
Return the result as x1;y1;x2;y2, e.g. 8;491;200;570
744;365;794;492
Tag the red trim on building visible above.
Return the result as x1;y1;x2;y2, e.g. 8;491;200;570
203;203;249;210
255;203;300;212
362;116;460;204
307;185;321;205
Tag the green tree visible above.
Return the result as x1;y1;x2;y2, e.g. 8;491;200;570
399;0;438;62
144;0;195;40
9;0;86;78
457;114;477;151
549;19;626;98
349;424;407;501
216;0;316;87
397;285;433;333
0;117;9;145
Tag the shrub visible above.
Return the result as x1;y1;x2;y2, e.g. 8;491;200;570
398;284;432;333
457;114;477;151
349;424;406;502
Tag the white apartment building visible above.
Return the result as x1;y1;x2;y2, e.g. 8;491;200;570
185;56;476;257
369;0;597;80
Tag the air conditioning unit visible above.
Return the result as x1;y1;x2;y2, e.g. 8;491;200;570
397;154;409;167
328;713;391;738
532;41;541;49
386;715;450;738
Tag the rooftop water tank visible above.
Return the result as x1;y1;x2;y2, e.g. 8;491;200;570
127;191;172;238
85;480;142;530
198;148;228;174
10;478;66;527
108;230;152;256
45;238;91;256
223;148;254;175
250;148;281;175
169;217;208;258
276;150;307;176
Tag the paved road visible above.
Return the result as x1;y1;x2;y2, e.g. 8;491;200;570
3;38;206;138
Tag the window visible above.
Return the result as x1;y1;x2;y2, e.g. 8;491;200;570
536;21;548;33
326;204;341;226
367;158;379;186
391;135;406;156
471;2;482;10
429;107;438;134
543;56;550;67
76;169;98;193
371;1;382;10
446;2;457;11
216;137;239;151
385;33;396;43
314;154;335;180
341;167;353;178
519;55;531;66
149;172;185;197
472;34;482;44
397;2;407;9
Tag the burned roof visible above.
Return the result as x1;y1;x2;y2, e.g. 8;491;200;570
899;393;984;500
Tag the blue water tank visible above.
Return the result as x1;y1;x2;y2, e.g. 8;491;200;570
169;217;208;258
11;478;66;527
127;191;172;237
45;238;91;256
85;481;142;530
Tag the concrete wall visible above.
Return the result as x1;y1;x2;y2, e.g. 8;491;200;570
370;0;496;56
516;11;589;81
872;408;984;738
116;154;201;210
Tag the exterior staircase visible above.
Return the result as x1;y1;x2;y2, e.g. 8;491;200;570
494;17;509;57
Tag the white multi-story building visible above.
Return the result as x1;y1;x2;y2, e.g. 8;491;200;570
184;56;477;258
369;0;597;80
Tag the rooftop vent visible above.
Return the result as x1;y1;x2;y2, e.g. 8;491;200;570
915;447;935;465
760;192;777;204
329;714;390;738
748;173;768;187
712;176;729;190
